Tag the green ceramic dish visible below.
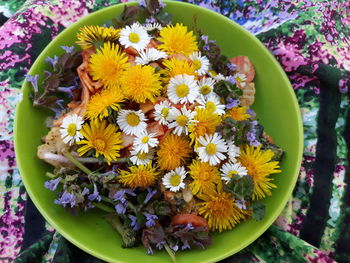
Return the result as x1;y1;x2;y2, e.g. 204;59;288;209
14;1;303;262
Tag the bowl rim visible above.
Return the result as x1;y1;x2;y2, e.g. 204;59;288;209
14;1;304;262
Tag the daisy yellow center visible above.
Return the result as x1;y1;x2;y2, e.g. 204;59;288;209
170;174;181;186
193;59;202;70
129;33;140;43
206;143;217;155
176;84;189;98
176;115;189;127
228;170;238;178
141;136;149;144
205;101;217;112
137;152;149;160
161;107;169;118
200;85;211;95
126;113;140;127
95;139;106;152
67;123;77;136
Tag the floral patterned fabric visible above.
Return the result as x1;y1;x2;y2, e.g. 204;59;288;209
0;0;349;262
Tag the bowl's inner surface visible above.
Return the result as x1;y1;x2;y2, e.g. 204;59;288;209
14;2;303;263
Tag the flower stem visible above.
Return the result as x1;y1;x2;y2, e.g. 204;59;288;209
94;202;114;213
63;151;93;175
45;172;57;179
164;243;177;263
128;202;137;213
101;196;114;205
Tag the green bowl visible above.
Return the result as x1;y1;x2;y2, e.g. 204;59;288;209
14;1;303;262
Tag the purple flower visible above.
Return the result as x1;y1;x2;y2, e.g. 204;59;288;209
235;198;246;210
100;165;118;176
61;45;74;53
250;120;258;127
251;140;261;147
144;188;157;204
44;177;61;191
201;35;209;43
228;75;236;84
226;98;239;109
169;244;179;252
144;212;158;228
181;241;191;250
138;0;146;7
128;215;141;231
203;45;210;51
57;85;75;98
158;0;166;8
185;223;194;231
45;55;58;67
247;130;256;142
56;99;65;110
145;16;157;24
88;184;101;202
156;240;166;250
81;187;90;196
25;74;39;93
227;62;237;71
147;246;153;255
247;109;256;118
54;191;76;208
115;202;127;215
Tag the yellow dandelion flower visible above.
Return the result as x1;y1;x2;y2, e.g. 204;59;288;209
238;145;281;200
77;119;123;164
118;162;159;188
157;23;198;56
89;42;129;89
188;108;221;144
120;65;163;103
162;58;197;80
188;159;221;196
76;25;120;49
226;106;250;121
157;134;191;170
198;191;250;232
85;88;124;120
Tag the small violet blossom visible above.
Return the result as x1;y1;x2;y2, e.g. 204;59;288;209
45;55;59;67
226;98;239;109
54;191;76;208
61;45;74;53
88;184;101;202
44;177;61;191
235;198;247;210
25;74;39;93
144;212;158;228
226;62;237;71
144;187;157;204
128;215;141;231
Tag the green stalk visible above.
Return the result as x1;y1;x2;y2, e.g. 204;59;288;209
63;151;93;175
164;243;177;263
94;202;114;213
45;172;57;179
128;202;137;213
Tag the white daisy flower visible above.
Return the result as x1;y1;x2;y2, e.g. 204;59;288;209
220;161;248;183
154;100;173;125
227;140;241;162
208;71;231;82
130;148;155;165
133;131;159;153
196;133;228;166
196;94;226;116
234;73;247;87
197;77;216;97
135;48;168;65
143;22;163;32
189;51;209;75
167;74;199;104
60;113;84;145
119;23;151;51
167;106;196;136
117;109;148;136
162;166;187;192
